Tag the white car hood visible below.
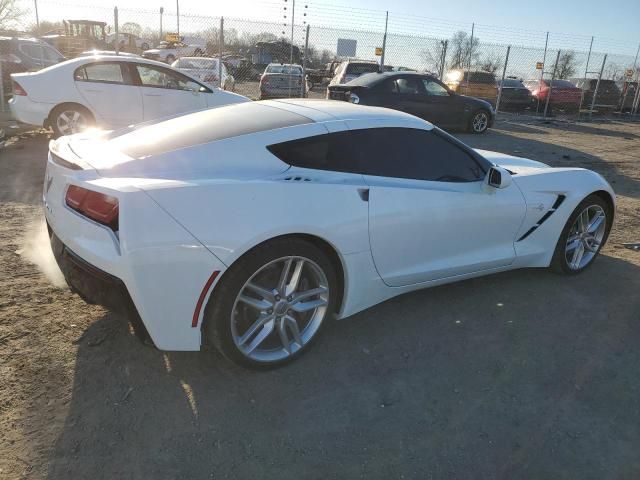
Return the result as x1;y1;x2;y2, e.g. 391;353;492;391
475;149;550;174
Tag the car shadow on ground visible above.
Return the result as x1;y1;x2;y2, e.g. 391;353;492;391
42;255;640;479
458;127;640;200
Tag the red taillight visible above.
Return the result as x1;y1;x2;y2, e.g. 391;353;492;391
12;80;27;96
65;185;119;231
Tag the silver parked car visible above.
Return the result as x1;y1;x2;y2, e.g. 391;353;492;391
259;63;308;99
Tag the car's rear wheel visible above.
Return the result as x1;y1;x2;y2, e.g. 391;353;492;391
50;104;94;137
141;42;149;50
469;110;490;134
165;54;175;64
205;238;338;369
550;194;612;275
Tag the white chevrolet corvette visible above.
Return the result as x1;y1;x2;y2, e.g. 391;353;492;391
44;100;615;368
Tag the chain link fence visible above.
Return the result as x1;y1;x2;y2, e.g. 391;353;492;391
4;0;640;118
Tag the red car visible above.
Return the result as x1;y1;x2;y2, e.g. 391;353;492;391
525;79;582;113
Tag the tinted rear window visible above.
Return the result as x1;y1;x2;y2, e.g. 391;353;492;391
500;79;524;87
548;80;575;88
345;63;379;75
266;65;302;75
466;71;496;83
109;102;313;158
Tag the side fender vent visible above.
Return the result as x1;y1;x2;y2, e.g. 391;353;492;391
282;176;313;182
517;194;566;242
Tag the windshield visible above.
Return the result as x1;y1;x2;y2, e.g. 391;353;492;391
175;58;217;70
266;65;302;75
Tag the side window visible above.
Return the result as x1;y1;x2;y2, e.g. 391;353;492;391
395;77;421;94
43;46;62;61
423;79;450;96
267;128;485;182
352;128;484;182
136;64;203;91
74;63;125;84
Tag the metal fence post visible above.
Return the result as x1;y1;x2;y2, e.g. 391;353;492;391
439;40;448;80
159;7;164;39
631;70;640;117
464;23;474;95
543;50;560;118
380;11;388;72
577;36;594;117
302;24;310;98
589;54;606;119
495;45;510;114
114;7;119;55
176;0;180;37
0;55;5;113
219;17;223;89
620;42;639;113
34;0;40;32
536;31;549;114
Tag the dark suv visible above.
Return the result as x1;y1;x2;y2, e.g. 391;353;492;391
573;78;621;112
0;37;65;99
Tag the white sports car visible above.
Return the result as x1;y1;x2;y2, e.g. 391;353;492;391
44;100;615;369
9;55;248;136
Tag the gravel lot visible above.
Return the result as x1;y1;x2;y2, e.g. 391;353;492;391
1;118;639;479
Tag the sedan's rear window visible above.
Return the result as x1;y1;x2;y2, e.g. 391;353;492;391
466;71;496;83
266;65;302;75
500;79;524;88
345;63;379;75
109;102;313;158
547;80;576;88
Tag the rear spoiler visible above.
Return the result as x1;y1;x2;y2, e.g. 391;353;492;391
49;139;93;170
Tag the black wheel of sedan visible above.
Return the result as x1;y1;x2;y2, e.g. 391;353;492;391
469;110;490;134
205;238;338;369
165;54;175;64
550;194;612;275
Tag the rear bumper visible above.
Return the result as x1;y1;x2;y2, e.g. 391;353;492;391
49;228;151;342
8;96;51;127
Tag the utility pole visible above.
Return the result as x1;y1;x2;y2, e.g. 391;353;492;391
160;7;164;39
34;0;40;31
176;0;180;37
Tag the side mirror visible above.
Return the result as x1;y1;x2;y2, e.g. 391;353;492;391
486;166;512;189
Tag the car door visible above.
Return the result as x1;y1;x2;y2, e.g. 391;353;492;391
348;124;526;286
133;63;208;121
73;61;143;127
377;76;426;118
417;77;462;127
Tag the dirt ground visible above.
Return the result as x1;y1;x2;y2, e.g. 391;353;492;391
1;118;639;479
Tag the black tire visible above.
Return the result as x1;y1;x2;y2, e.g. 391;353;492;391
49;104;95;138
141;42;149;51
550;194;612;275
204;237;338;369
165;54;175;64
469;109;490;134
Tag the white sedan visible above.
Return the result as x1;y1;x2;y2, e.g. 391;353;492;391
9;55;249;136
171;56;235;91
44;100;615;369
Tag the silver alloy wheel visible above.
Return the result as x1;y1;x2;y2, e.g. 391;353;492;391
56;109;89;136
472;112;489;132
565;204;606;270
231;256;330;363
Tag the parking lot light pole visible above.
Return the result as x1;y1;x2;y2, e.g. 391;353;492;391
495;45;511;115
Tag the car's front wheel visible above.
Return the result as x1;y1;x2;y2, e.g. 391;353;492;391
469;110;490;134
205;238;338;369
550;194;612;274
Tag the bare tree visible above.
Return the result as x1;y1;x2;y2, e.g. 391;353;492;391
30;19;63;35
479;53;502;74
556;50;578;79
421;40;447;76
0;0;23;30
121;22;142;37
448;30;480;70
